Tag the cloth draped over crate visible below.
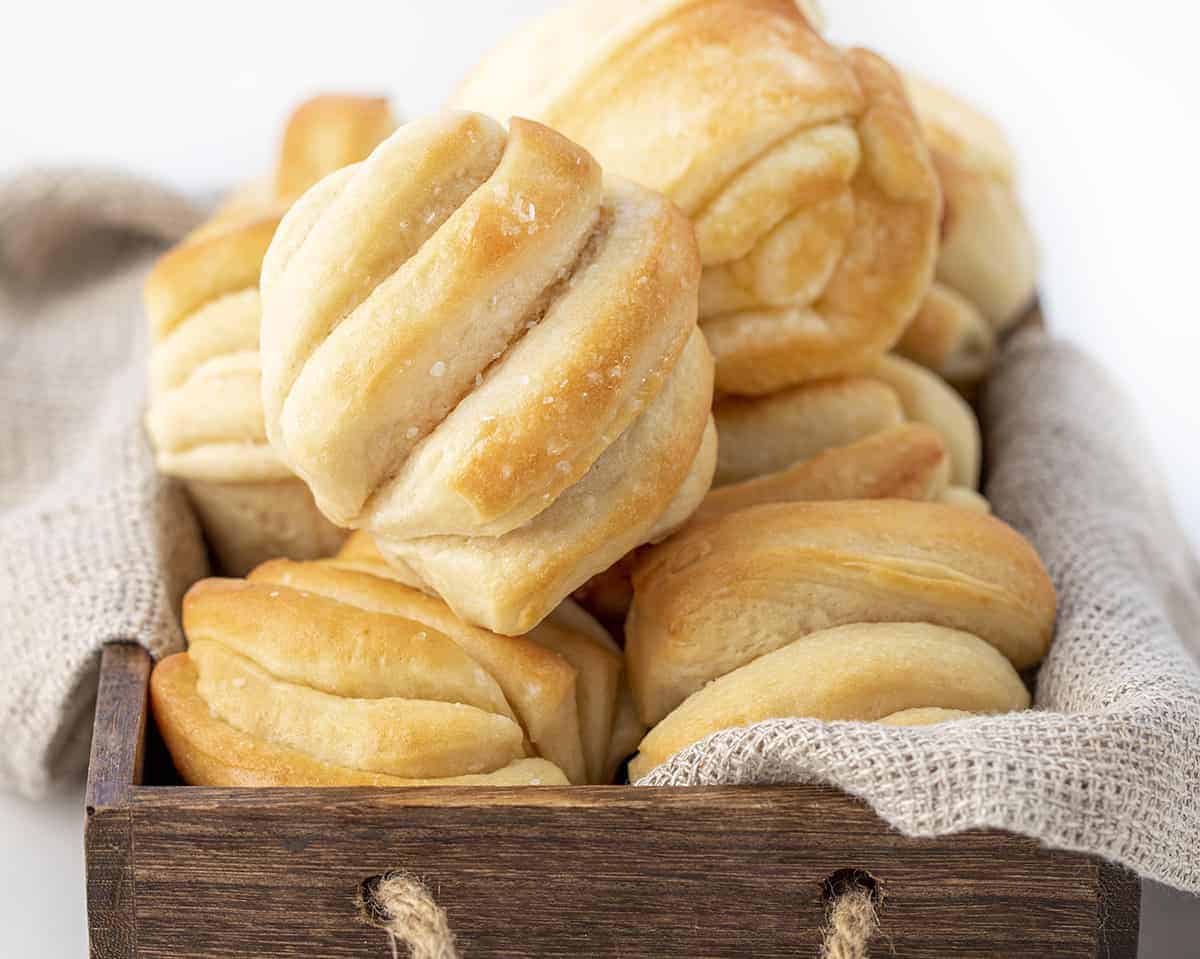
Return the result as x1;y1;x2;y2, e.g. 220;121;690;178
0;168;1197;893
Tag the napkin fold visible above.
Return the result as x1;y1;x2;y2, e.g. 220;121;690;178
0;169;207;798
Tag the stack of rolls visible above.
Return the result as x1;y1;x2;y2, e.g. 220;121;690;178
143;95;397;575
907;75;1038;336
147;2;1053;789
151;533;643;787
890;77;1038;392
575;351;985;624
451;0;943;397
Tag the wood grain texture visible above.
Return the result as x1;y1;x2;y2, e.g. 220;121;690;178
86;644;151;959
84;539;1141;959
119;786;1135;959
1097;862;1142;959
85;643;150;810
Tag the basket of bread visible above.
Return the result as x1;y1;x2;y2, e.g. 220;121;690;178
51;2;1200;957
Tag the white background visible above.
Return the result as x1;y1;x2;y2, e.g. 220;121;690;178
2;1;1198;955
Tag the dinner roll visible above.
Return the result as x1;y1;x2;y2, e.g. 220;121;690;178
259;113;715;635
908;75;1038;331
626;500;1056;725
713;355;980;490
714;376;904;486
152;553;636;786
897;282;996;388
452;1;940;394
144;94;397;573
629;622;1028;779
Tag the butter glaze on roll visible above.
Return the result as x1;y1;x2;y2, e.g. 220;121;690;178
451;0;940;395
143;94;398;574
626;499;1056;725
260;113;715;636
151;553;639;786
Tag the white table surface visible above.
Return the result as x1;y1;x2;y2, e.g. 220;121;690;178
3;2;1198;955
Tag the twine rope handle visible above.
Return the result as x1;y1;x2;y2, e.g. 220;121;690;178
357;868;881;957
357;872;460;959
819;870;882;959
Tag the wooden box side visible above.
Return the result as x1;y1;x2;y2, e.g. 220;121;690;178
84;644;1139;958
86;644;152;959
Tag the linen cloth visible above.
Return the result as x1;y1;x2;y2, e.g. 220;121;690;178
638;325;1200;893
0;170;207;798
1;168;1197;893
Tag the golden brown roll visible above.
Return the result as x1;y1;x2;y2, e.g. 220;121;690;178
151;655;568;788
908;76;1037;332
144;94;398;573
896;282;996;388
713;354;979;491
575;423;951;625
628;622;1028;779
714;376;905;486
260;112;715;636
275;94;396;203
152;552;634;786
327;532;646;783
626;500;1056;725
452;1;940;395
694;423;950;526
867;354;981;488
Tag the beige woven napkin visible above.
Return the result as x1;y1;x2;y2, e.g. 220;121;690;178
637;326;1200;893
0;169;207;799
1;168;1198;895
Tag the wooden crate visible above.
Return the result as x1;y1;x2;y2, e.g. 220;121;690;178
85;643;1140;958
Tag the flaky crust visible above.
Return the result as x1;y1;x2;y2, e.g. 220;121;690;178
453;3;939;393
143;94;396;573
908;76;1037;331
260;113;713;635
713;352;980;494
245;559;588;783
694;423;949;526
714;375;904;486
323;533;641;784
153;556;631;786
629;622;1028;778
574;423;949;625
626;500;1056;725
152;654;568;788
